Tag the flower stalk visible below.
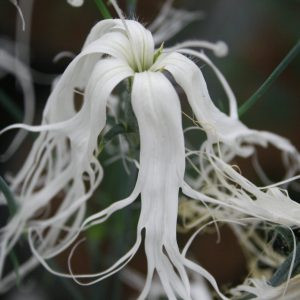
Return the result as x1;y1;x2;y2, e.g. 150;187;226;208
94;0;112;19
239;40;300;117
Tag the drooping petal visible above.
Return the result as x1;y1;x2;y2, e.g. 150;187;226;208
2;29;138;190
156;51;298;159
154;52;248;147
131;71;189;299
130;71;228;300
176;49;235;116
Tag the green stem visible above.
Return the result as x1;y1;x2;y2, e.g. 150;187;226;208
238;40;300;117
8;251;20;287
127;0;137;15
94;0;112;19
269;242;300;287
0;176;18;215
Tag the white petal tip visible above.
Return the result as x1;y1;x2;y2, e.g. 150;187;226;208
67;0;84;7
214;41;228;57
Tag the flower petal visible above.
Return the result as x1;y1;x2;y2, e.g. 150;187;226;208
131;71;188;299
157;51;299;162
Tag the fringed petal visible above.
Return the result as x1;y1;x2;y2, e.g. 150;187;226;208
132;71;189;299
182;152;300;228
0;57;133;285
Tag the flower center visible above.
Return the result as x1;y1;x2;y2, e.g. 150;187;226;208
119;20;156;72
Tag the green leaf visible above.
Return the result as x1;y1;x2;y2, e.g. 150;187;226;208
273;226;295;254
0;89;23;122
238;40;300;117
8;251;20;288
269;241;300;286
94;0;112;19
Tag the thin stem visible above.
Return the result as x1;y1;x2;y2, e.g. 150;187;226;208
238;40;300;117
127;0;137;15
94;0;112;19
8;251;20;287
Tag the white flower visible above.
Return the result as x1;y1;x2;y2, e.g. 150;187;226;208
1;0;300;298
0;16;226;300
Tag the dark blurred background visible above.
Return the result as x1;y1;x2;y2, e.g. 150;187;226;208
0;0;299;299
